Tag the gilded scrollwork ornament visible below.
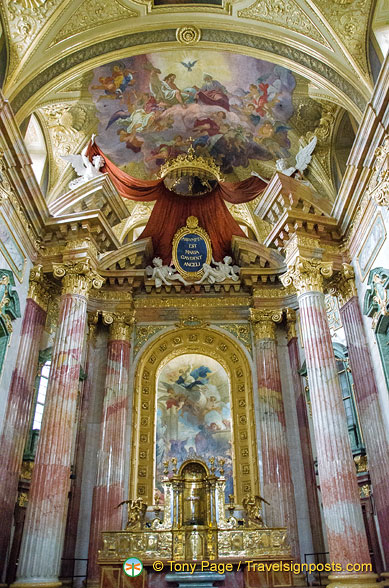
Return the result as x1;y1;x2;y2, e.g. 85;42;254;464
53;259;104;297
368;136;389;208
102;311;134;342
87;311;99;344
281;256;333;295
285;308;297;341
328;263;358;306
250;308;282;341
28;264;50;310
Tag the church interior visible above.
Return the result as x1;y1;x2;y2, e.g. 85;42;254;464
0;1;388;587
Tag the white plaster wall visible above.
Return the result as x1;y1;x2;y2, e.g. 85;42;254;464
277;328;314;563
74;330;108;575
0;249;32;437
353;205;389;437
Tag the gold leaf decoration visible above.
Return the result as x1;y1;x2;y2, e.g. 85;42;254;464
238;0;331;49
314;0;371;73
52;0;138;46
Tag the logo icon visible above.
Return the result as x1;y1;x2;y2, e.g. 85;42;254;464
123;557;143;577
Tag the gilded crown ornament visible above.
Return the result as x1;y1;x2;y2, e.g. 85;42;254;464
158;143;224;197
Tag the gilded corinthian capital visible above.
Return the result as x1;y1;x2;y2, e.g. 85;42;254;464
280;256;333;296
102;311;134;342
28;264;50;310
53;259;104;297
250;308;282;341
328;263;357;307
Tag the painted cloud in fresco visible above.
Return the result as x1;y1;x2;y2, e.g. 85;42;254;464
89;51;296;177
155;354;233;499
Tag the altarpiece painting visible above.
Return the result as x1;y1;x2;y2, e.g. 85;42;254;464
155;354;233;499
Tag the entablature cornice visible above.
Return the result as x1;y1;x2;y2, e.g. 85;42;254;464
48;174;129;225
42;210;121;253
231;235;286;270
254;172;333;221
99;238;153;271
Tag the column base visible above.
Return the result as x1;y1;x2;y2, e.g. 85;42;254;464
380;572;389;586
327;573;378;588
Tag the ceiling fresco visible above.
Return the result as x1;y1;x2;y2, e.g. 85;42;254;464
89;51;296;179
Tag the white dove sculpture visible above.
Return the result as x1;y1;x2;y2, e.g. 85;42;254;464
276;135;317;178
61;134;105;190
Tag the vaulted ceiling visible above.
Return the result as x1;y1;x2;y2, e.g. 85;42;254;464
0;0;384;244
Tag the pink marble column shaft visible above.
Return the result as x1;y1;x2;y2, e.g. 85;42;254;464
13;258;103;587
61;314;99;579
340;295;389;566
88;315;131;582
287;332;326;555
298;290;371;566
0;295;47;577
252;311;300;559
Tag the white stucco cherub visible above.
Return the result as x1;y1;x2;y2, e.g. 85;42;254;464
145;257;189;287
195;256;240;284
61;134;105;190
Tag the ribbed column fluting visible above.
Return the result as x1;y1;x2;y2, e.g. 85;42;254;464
281;257;374;584
87;312;133;583
286;309;326;556
251;308;300;559
12;260;103;588
0;266;49;577
340;294;389;567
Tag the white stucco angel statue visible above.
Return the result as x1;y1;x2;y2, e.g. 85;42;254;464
61;134;105;190
145;257;189;287
195;256;240;284
276;135;317;179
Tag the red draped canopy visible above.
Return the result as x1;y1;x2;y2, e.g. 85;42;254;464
87;141;267;263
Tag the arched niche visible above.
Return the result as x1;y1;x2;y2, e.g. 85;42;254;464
130;326;259;505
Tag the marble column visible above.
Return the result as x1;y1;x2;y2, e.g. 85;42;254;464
285;309;326;556
0;266;49;579
281;257;376;588
61;312;99;580
334;264;389;568
250;308;300;560
12;259;103;588
87;312;133;584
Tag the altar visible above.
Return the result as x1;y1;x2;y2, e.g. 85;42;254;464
98;459;294;588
